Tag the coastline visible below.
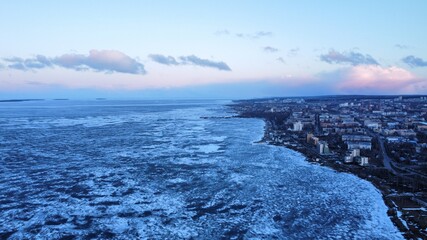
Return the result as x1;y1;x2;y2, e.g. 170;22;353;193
227;95;427;239
239;116;416;239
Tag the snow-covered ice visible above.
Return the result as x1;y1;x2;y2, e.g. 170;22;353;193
0;100;402;239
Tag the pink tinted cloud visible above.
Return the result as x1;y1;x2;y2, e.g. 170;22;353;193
1;50;146;74
54;50;146;74
337;65;423;93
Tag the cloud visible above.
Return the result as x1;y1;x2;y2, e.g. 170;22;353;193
149;54;231;71
2;50;145;74
287;48;300;57
7;62;27;70
331;65;422;93
3;57;23;63
53;50;145;74
179;55;231;71
3;55;52;71
280;65;425;95
148;54;179;65
402;55;427;67
276;57;285;64
215;29;230;36
236;31;272;39
263;46;279;53
26;55;52;68
395;44;409;49
253;31;273;38
320;49;378;66
216;30;272;39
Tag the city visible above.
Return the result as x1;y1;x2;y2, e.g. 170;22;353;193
1;1;426;239
232;95;427;238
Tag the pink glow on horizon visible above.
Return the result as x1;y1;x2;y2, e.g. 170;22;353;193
337;65;423;93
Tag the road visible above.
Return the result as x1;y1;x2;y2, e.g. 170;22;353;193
377;136;398;175
377;135;427;182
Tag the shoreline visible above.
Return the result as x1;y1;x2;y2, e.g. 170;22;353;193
227;95;427;239
239;116;419;239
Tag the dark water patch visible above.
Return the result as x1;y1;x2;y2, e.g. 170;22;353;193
58;234;76;240
26;224;43;235
71;215;93;229
0;199;14;205
190;202;227;220
121;187;135;195
161;215;173;225
141;210;153;217
273;214;283;222
15;212;34;221
112;180;125;187
0;230;17;239
86;230;116;239
230;204;247;210
64;184;90;195
151;208;164;213
117;211;138;218
92;200;121;206
118;210;154;218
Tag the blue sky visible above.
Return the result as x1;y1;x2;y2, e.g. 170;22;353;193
1;1;426;99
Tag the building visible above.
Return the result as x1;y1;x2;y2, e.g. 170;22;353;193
311;136;319;145
342;135;372;150
306;133;313;143
351;149;360;157
347;142;372;150
396;129;417;137
358;157;369;166
344;155;353;163
364;120;380;129
386;137;403;143
293;121;303;131
344;149;361;163
342;135;372;142
317;141;330;155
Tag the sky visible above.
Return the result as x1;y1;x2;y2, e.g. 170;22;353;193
1;0;427;99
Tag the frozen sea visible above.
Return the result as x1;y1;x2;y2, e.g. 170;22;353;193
0;100;402;239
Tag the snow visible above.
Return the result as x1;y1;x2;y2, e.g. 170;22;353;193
194;144;223;153
0;100;403;239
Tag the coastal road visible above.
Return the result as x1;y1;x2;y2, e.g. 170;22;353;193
376;134;427;187
364;128;398;175
377;137;398;175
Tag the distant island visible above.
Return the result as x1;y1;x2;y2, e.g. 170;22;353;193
231;95;427;239
0;98;109;102
0;99;45;103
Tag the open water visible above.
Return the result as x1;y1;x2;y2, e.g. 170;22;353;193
0;100;402;239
